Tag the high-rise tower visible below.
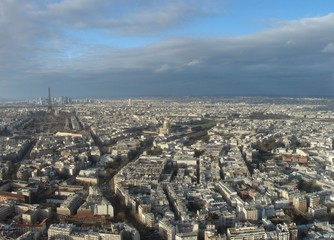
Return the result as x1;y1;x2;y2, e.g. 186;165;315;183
48;87;52;113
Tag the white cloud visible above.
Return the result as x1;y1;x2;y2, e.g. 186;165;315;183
44;0;223;35
322;42;334;53
155;64;170;73
285;40;296;46
187;59;201;66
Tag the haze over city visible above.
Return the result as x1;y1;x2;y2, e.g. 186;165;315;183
1;0;334;99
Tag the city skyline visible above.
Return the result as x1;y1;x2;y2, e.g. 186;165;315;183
1;95;334;239
1;0;334;99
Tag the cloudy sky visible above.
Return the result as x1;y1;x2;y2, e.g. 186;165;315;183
1;0;334;99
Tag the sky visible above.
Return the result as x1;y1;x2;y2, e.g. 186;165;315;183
1;0;334;99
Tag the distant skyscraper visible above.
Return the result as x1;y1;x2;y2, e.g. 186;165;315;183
48;87;53;113
128;98;133;107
